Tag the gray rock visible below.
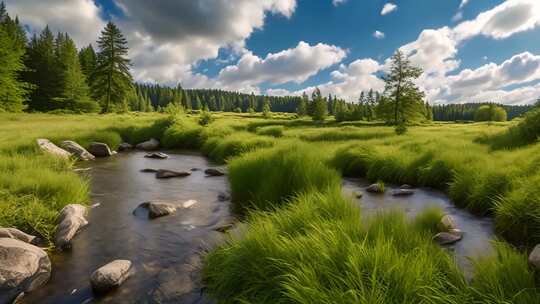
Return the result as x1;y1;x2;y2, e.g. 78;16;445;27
90;260;132;294
0;228;37;245
366;183;384;193
156;169;191;179
217;192;230;202
0;238;51;303
392;189;415;196
448;228;464;237
88;142;113;157
136;202;177;219
61;141;95;161
433;232;462;245
439;215;457;230
205;168;225;177
54;204;88;250
529;244;540;270
118;142;133;152
144;152;169;159
140;168;158;173
36;139;71;159
136;138;159;151
400;184;413;189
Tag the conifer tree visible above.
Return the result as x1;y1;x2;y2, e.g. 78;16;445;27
262;97;271;118
296;92;308;116
311;88;327;122
79;44;97;86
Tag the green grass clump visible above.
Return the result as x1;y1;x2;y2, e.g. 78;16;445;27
300;126;393;142
228;143;340;216
255;125;284;137
202;132;275;163
161;116;203;149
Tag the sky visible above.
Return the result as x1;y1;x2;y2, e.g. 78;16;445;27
5;0;540;105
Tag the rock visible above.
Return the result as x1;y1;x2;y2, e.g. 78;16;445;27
60;141;95;161
118;142;133;152
182;200;197;208
217;192;230;202
433;232;462;245
136;138;159;151
439;215;457;230
400;184;413;189
529;244;540;270
366;183;384;193
144;152;169;159
156;169;191;179
0;238;51;303
136;202;177;219
0;228;37;245
392;189;415;196
88;142;113;157
54;204;88;250
90;260;132;294
448;228;464;237
140;168;158;173
205;168;225;177
36;139;71;159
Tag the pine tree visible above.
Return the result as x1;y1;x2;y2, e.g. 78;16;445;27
92;22;132;112
297;92;308;116
0;19;28;111
311;88;327;122
262;97;271;118
79;44;97;87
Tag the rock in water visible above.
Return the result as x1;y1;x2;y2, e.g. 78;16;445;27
439;215;457;230
140;168;158;173
136;138;159;151
36;139;71;159
366;183;384;193
400;184;413;189
60;141;95;161
529;244;540;270
205;168;225;176
88;142;113;157
0;228;37;244
54;204;88;250
90;260;132;294
155;169;191;179
0;238;51;303
136;202;177;219
392;189;415;196
118;142;133;152
144;152;169;159
433;232;462;245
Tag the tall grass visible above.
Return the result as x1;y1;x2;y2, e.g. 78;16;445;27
202;132;275;164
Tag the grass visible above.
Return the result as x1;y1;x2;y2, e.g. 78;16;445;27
255;125;284;137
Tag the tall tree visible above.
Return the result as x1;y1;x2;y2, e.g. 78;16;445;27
297;92;308;116
311;88;327;122
92;22;132;112
379;50;425;124
79;44;97;86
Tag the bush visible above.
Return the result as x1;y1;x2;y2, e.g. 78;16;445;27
474;104;507;122
395;123;408;135
199;111;214;126
255;125;284;137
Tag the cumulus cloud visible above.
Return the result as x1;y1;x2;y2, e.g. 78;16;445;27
373;30;385;39
332;0;347;7
381;3;398;16
459;0;470;10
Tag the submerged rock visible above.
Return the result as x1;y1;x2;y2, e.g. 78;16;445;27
140;168;158;173
144;152;169;159
366;183;384;193
205;168;225;176
54;204;88;250
61;140;95;161
0;228;37;245
36;139;71;159
88;142;113;157
439;215;457;230
136;202;177;219
156;169;191;179
136;138;159;151
90;260;132;294
529;244;540;270
433;232;462;245
0;238;51;303
392;189;415;196
118;142;133;152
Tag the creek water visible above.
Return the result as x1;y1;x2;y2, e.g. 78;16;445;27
22;151;230;304
342;178;495;276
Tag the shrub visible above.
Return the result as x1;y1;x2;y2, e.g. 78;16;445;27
395;123;408;135
199;111;214;126
255;125;284;137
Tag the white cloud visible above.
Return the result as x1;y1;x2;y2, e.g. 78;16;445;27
373;30;385;39
459;0;470;10
332;0;347;7
452;11;464;22
381;3;398;16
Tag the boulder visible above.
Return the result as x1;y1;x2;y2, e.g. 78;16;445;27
366;183;384;193
0;238;51;303
61;141;95;161
90;260;132;294
0;228;37;245
156;169;191;179
392;189;415;196
140;168;159;173
118;142;133;152
529;244;540;270
205;168;225;177
136;138;159;151
88;142;113;157
433;232;462;245
448;228;464;237
54;204;88;250
36;139;71;159
136;202;177;219
144;152;169;159
439;215;457;230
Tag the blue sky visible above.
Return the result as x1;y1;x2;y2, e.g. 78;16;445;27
5;0;540;104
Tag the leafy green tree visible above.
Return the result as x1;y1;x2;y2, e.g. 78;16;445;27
92;22;132;112
379;50;425;124
311;88;327;122
474;104;507;122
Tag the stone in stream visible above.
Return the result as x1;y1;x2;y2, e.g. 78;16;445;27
151;255;202;303
0;238;51;303
392;189;415;196
144;152;169;159
136;138;160;151
529;244;540;270
400;184;413;189
156;169;191;179
366;183;384;193
90;260;132;294
135;202;177;219
439;215;457;230
204;168;225;177
88;142;113;157
140;168;158;173
54;204;88;250
118;142;133;152
433;232;462;245
0;228;38;245
60;140;95;161
36;138;72;159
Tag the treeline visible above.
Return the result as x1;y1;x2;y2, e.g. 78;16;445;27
433;103;533;121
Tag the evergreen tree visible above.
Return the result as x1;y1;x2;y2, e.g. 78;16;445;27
311;88;327;122
297;92;308;116
262;97;271;118
79;44;97;86
92;22;132;112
